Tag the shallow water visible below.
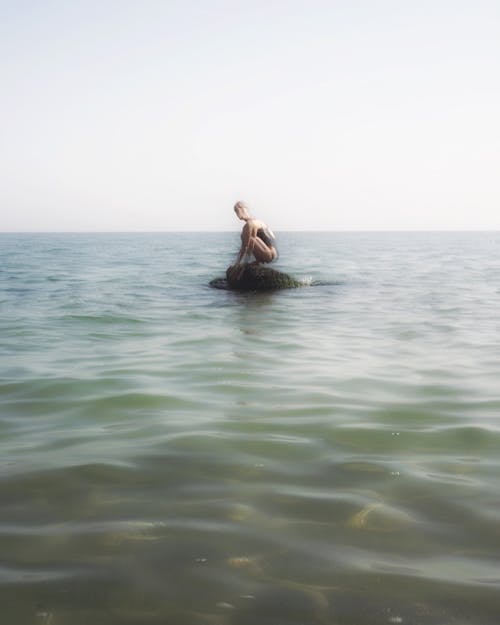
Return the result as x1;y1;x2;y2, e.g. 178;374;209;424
1;231;500;624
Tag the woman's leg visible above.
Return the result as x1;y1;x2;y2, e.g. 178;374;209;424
252;237;276;263
240;223;276;263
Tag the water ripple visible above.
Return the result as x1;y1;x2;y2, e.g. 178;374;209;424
1;232;500;624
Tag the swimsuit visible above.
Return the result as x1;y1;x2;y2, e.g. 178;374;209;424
257;227;275;249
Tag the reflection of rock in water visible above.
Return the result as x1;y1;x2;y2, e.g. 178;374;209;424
209;265;302;291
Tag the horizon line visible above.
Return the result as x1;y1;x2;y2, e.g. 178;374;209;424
1;228;500;235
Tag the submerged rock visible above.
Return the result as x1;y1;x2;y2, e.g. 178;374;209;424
210;264;302;292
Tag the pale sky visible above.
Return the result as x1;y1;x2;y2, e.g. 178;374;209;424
1;0;499;231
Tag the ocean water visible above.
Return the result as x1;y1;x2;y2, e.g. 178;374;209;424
1;231;500;625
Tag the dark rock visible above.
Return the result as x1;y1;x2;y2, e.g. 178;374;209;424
224;264;302;291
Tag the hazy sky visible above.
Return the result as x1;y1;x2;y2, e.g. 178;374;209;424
1;0;499;231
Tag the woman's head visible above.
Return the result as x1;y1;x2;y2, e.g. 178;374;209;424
234;201;250;221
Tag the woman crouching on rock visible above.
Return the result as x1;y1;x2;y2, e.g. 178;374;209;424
229;201;277;281
228;201;277;282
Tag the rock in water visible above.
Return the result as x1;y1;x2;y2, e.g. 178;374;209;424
225;264;302;291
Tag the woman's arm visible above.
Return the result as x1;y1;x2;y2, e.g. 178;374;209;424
236;220;259;263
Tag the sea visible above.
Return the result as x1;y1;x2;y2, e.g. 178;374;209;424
1;231;499;625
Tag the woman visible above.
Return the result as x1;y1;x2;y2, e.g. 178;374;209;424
233;201;277;266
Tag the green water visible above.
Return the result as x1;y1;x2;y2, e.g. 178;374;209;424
1;232;499;624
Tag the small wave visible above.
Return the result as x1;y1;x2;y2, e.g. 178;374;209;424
62;314;144;325
0;564;81;584
297;275;313;286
